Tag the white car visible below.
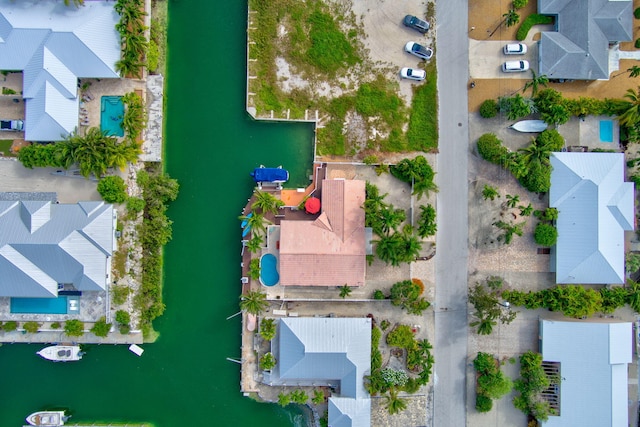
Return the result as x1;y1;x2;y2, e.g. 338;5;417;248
400;67;426;81
404;41;433;60
502;60;530;73
504;43;527;55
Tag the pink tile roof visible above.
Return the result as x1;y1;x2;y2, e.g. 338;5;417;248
279;180;366;286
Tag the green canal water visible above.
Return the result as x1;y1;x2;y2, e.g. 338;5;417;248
0;0;313;426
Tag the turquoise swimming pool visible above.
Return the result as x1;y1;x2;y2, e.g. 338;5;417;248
600;120;613;143
101;96;124;137
11;297;68;314
260;253;279;287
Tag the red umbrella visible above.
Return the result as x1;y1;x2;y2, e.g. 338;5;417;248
305;197;321;214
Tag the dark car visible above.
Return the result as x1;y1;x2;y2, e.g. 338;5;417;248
403;15;429;34
0;119;23;131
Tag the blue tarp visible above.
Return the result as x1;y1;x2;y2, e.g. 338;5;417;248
251;167;289;183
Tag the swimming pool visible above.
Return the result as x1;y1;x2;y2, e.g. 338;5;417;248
101;96;125;137
11;296;68;314
260;253;279;287
600;120;613;143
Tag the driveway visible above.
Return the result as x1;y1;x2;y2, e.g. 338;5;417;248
469;39;538;80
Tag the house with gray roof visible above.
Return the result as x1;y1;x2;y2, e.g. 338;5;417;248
538;0;633;80
0;199;116;297
0;0;120;141
550;152;634;284
540;319;632;426
264;317;371;427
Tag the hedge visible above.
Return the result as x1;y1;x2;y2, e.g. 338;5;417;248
516;14;554;41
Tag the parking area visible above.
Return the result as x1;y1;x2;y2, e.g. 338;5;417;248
469;39;538;80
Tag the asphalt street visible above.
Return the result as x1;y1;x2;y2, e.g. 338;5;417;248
434;0;470;425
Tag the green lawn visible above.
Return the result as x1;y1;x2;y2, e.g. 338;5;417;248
0;139;15;157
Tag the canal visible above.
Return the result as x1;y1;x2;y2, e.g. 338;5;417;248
0;0;313;425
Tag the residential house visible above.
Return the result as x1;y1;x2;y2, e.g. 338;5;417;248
550;152;634;284
279;179;366;287
264;317;372;427
538;0;633;80
539;319;632;427
0;0;120;141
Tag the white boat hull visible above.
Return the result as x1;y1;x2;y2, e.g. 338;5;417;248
509;120;548;133
26;410;66;426
37;345;82;362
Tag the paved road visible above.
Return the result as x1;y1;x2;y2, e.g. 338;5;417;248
434;0;470;425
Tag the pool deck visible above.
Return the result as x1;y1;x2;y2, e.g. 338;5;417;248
557;115;621;151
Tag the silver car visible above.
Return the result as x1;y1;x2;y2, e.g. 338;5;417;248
405;41;433;60
503;43;527;55
400;67;426;81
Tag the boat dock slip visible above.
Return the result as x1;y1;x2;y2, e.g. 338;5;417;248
128;344;144;356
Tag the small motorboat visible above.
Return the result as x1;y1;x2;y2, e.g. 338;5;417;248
25;410;67;426
509;120;548;133
251;165;289;189
37;345;83;362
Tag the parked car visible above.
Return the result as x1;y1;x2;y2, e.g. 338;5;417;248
403;15;429;34
404;41;433;60
502;60;530;73
0;119;23;131
400;67;426;81
504;43;527;55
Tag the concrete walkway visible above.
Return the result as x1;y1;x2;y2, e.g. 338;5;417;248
434;0;470;425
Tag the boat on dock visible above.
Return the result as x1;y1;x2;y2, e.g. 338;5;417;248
251;165;289;190
25;410;67;426
509;120;547;133
36;345;83;362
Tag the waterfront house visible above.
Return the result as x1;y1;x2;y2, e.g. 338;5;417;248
538;0;632;80
264;317;371;427
0;197;116;297
539;319;632;426
279;179;366;287
0;0;120;141
549;152;634;284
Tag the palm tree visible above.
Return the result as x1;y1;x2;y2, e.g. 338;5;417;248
482;185;500;201
339;285;352;298
239;290;269;315
504;9;520;27
471;317;497;335
245;235;264;253
374;233;404;266
618;87;640;127
518;203;534;216
385;389;408;415
523;70;549;97
377;205;406;236
628;66;640;78
238;211;269;236
505;194;520;209
252;190;284;215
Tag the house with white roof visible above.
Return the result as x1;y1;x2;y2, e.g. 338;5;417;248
549;152;634;284
539;319;632;427
0;197;116;298
264;317;372;427
0;0;121;141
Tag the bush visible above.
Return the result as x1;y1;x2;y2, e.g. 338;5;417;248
259;318;276;341
476;394;493;412
23;321;40;333
2;321;17;332
126;197;145;214
479;99;498;118
97;176;127;203
51;321;61;329
513;0;528;9
534;223;558;246
636;39;640;49
64;319;84;337
260;352;277;370
373;290;386;300
516;14;554;41
386;324;416;348
111;284;131;306
636;7;640;19
477;133;509;164
115;310;131;326
91;316;111;337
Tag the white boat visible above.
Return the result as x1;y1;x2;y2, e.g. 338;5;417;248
128;344;144;356
509;120;548;133
36;345;83;362
25;410;67;426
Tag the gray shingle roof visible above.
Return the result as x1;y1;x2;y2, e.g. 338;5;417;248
0;200;115;297
270;318;372;427
540;320;632;427
550;153;634;284
0;0;120;141
538;0;632;80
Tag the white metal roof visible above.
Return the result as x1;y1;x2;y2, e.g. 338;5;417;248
0;0;120;141
540;320;632;427
550;153;634;284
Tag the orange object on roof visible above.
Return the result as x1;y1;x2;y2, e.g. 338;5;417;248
304;197;321;214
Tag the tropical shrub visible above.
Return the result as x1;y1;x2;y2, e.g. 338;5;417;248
23;321;40;333
479;99;498;118
513;0;528;9
386;324;415;348
474;352;513;412
115;310;131;326
381;368;409;387
534;223;558;246
51;322;61;329
2;321;17;332
91;317;111;337
122;92;146;142
416;205;437;238
513;351;554;421
635;7;640;19
126;197;146;214
277;392;291;407
469;276;516;335
98;176;128;204
516;14;554;41
248;258;260;280
259;318;276;341
390;279;430;315
373;290;386;300
64;319;84;337
260;352;277;370
312;390;325;405
112;284;131;305
289;390;308;404
477;133;509;164
390;156;438;200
